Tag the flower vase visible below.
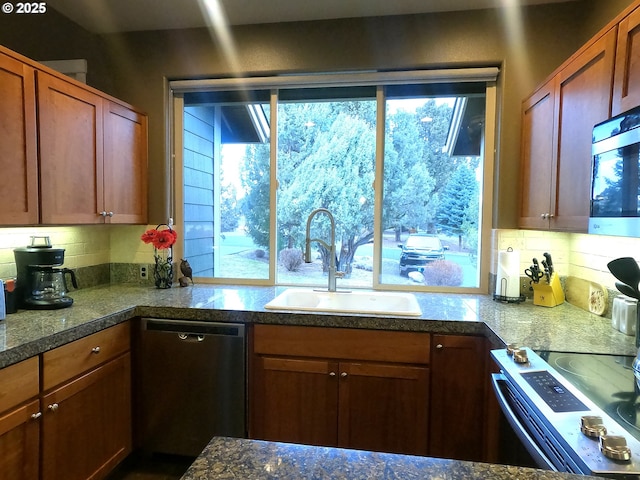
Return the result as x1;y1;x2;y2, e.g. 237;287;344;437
154;247;173;289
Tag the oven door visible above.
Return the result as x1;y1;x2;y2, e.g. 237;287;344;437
491;373;558;471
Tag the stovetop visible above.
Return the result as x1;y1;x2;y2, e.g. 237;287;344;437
492;347;640;476
539;351;640;442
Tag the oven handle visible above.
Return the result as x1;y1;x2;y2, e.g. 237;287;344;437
491;373;557;471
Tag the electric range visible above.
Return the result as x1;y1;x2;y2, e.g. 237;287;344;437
492;347;640;477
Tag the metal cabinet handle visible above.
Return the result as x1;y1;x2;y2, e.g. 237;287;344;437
100;211;107;217
31;412;42;420
340;372;347;378
329;372;336;377
91;346;101;354
436;344;443;349
107;211;114;217
48;403;59;412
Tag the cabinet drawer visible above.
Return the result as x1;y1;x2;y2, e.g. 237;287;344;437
254;325;430;365
0;357;39;414
42;322;130;391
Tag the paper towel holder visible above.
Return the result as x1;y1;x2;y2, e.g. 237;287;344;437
493;247;526;304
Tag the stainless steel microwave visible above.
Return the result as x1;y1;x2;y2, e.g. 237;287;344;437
589;105;640;237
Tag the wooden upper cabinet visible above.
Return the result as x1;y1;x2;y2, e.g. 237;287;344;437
36;71;148;224
519;28;616;232
553;28;616;231
613;6;640;115
519;80;556;230
37;71;104;224
103;101;148;224
0;53;38;225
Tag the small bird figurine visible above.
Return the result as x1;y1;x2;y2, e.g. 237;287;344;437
180;259;193;284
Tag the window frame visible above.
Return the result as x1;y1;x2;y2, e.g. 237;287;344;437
169;68;498;293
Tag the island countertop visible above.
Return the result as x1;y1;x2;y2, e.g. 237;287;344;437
180;436;599;480
0;283;635;368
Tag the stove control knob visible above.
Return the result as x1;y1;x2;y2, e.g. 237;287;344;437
600;435;632;461
506;344;518;356
513;348;529;364
581;416;607;438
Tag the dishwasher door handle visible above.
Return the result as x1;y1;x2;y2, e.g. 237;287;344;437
178;333;205;342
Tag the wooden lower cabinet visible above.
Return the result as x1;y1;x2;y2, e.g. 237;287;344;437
0;357;40;480
41;353;132;480
338;361;429;455
252;356;338;447
250;325;430;456
429;334;487;461
0;399;40;480
0;323;133;480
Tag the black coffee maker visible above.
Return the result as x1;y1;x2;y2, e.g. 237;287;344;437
14;236;78;310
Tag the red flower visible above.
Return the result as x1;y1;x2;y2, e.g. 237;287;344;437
141;230;157;244
141;227;177;250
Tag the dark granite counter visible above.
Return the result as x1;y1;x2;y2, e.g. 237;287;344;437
180;437;598;480
0;283;635;368
1;284;630;480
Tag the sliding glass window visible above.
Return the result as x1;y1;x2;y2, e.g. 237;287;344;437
172;70;496;292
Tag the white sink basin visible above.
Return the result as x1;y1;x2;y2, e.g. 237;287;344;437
264;289;422;316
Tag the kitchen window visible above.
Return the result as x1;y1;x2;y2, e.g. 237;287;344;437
170;68;497;292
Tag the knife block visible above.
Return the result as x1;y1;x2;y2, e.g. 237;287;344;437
532;273;565;307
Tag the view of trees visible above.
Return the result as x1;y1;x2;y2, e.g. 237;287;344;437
227;96;481;277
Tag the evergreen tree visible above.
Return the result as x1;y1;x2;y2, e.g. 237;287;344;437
436;163;478;247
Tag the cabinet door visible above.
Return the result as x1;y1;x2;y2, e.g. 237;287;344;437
519;80;555;229
613;6;640;115
0;399;39;480
338;362;429;456
552;28;616;231
37;71;105;224
251;356;338;447
0;53;38;225
41;353;131;480
430;335;486;461
103;101;148;224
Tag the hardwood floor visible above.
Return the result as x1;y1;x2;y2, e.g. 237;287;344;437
106;454;194;480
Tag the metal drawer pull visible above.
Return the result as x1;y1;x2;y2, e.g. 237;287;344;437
31;412;42;420
340;372;348;377
48;403;59;412
329;372;336;377
91;346;101;354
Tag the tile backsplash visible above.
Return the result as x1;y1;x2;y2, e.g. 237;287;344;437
493;229;639;290
0;225;636;291
0;225;155;280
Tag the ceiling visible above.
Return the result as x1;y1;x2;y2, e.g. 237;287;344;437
45;0;580;34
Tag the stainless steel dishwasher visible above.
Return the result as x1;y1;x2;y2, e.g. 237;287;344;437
137;318;246;457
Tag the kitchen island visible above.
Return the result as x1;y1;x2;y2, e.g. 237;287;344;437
180;436;599;480
0;283;634;368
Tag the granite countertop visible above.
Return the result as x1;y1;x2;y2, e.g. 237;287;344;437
181;437;599;480
0;283;636;368
1;284;629;480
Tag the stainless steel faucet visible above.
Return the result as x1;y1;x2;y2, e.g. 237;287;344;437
305;208;344;292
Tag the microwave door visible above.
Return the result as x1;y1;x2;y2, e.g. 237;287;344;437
591;149;622;217
621;143;640;216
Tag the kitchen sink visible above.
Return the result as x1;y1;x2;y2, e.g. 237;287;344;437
264;289;422;316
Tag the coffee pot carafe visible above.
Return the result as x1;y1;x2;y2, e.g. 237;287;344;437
14;236;77;310
28;266;78;308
